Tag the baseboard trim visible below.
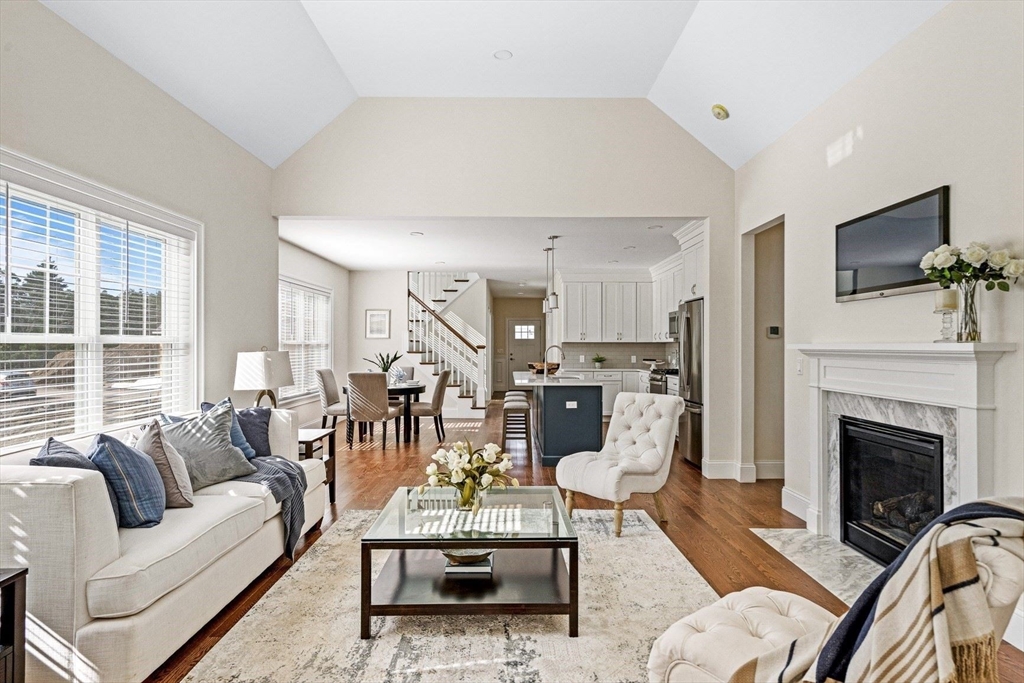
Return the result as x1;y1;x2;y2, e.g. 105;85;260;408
781;486;809;522
736;462;757;483
1004;601;1024;650
701;458;736;479
755;460;785;480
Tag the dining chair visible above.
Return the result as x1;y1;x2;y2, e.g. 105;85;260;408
388;365;417;406
347;372;402;449
409;369;450;442
315;368;347;429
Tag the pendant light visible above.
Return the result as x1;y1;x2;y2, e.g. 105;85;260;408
542;246;550;314
547;236;560;310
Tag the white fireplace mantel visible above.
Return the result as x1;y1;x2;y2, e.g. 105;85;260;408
791;342;1015;536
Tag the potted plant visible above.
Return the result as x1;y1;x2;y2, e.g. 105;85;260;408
592;354;606;370
420;440;519;513
920;243;1022;341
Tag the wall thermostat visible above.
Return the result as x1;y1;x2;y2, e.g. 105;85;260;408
767;326;781;339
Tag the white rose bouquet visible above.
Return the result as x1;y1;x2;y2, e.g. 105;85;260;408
420;440;519;512
920;242;1022;341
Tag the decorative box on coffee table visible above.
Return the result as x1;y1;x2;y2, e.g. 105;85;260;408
360;486;578;638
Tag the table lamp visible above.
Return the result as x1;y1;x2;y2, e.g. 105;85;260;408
234;350;294;407
934;289;958;343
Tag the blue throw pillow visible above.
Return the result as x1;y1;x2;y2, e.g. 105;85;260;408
235;406;272;458
201;398;257;460
31;437;121;527
88;434;166;528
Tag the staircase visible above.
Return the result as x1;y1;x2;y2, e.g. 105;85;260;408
407;272;487;410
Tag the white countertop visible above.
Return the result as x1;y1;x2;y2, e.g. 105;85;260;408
512;371;605;387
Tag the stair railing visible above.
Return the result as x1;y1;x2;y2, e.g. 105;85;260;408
408;289;486;404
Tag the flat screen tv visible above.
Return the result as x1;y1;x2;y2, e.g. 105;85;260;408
836;186;949;302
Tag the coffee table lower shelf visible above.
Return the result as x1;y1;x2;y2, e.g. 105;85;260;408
361;547;578;638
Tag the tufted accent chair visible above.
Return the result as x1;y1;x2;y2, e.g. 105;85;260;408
555;392;685;536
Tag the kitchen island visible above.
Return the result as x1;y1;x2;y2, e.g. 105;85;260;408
512;371;603;466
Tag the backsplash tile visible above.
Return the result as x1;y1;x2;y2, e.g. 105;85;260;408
560;342;676;370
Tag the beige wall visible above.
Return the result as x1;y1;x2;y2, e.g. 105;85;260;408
753;223;785;475
0;0;278;404
491;298;545;391
272;97;740;472
445;277;489;337
736;0;1024;502
278;241;351;426
348;270;410;375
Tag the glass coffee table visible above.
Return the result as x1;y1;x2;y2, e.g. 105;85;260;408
360;486;578;638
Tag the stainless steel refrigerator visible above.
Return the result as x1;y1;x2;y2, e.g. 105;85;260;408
677;298;703;468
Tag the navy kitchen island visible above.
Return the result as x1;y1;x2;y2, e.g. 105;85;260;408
512;372;603;467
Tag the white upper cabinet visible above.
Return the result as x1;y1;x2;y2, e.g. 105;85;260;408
602;282;637;342
562;282;603;342
680;234;705;300
636;282;653;342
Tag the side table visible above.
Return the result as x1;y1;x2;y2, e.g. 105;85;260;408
0;568;27;683
298;428;336;504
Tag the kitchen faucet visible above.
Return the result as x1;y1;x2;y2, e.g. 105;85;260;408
543;345;565;380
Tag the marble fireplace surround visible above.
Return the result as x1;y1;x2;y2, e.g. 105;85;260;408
792;343;1015;539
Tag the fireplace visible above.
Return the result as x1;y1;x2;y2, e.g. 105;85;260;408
839;416;943;565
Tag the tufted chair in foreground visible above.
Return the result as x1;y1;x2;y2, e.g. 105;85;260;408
556;392;686;536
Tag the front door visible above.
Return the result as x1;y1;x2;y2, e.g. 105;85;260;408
506;318;543;389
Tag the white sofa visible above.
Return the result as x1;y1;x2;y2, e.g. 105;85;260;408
0;409;326;683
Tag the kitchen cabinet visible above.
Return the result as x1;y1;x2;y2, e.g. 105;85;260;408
653;269;679;341
623;370;639;393
601;282;637;342
562;282;603;342
600;380;622;416
638;370;651;393
637;282;653;342
681;237;704;300
667;376;680;396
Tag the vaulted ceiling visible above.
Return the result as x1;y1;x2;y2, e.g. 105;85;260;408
41;0;949;169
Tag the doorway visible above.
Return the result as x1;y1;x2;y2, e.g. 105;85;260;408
506;318;543;389
753;222;785;480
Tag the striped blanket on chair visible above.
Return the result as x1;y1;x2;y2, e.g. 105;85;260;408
728;498;1024;683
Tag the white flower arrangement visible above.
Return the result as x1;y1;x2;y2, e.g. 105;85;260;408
420;440;518;512
919;242;1023;292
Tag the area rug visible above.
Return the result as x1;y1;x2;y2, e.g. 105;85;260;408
185;510;718;683
751;528;883;605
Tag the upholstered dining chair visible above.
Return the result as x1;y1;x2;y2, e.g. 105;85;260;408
315;368;347;429
388;365;417;406
409;369;450;442
347;372;402;449
555;392;686;537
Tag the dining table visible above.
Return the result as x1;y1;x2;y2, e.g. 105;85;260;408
344;382;426;443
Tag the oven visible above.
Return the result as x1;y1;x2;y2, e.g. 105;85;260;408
649;373;667;395
667;310;681;340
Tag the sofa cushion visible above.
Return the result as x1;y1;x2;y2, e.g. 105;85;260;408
194;458;325;521
136;420;194;508
88;434;166;528
86;495;264;618
161;403;257;490
201;397;257;460
236;406;272;458
647;587;837;683
31;437;121;526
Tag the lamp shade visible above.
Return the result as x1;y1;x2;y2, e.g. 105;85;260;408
234;351;294;391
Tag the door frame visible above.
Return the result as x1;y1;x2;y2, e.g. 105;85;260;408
506;317;544;389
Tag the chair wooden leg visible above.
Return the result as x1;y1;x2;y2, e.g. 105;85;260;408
370;422;375;437
565;490;575;518
332;415;338;429
501;413;508;451
414;417;420;435
321;415;327;429
652;492;668;523
524;412;533;459
613;502;624;537
395;417;401;436
382;420;388;449
347;419;354;448
439;413;446;439
433;415;443;442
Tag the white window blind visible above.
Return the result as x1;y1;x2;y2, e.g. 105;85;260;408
0;181;195;452
278;278;331;399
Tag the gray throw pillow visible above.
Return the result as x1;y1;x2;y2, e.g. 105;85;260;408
31;437;121;527
160;403;256;490
136;420;194;508
236;406;272;458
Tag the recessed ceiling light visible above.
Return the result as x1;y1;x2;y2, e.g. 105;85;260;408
624;245;636;250
518;282;526;287
647;225;663;230
711;104;730;120
493;50;513;60
608;260;619;264
410;231;424;236
435;261;445;265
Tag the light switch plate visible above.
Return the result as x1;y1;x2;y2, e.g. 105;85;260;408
566;401;578;409
631;355;636;363
579;355;585;363
796;358;804;375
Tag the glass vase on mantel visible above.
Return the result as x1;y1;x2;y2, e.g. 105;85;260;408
957;281;981;342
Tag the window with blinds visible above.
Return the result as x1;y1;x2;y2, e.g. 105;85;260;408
0;181;195;452
278;279;331;399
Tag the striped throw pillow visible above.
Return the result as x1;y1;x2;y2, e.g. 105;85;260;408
88;433;166;528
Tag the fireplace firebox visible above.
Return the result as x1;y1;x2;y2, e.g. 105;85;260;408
839;416;943;565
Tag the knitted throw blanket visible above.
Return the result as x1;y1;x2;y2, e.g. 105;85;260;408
728;498;1024;683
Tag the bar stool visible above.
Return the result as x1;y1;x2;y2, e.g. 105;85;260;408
505;390;527;401
501;400;533;459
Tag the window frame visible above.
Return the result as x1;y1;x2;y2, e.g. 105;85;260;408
278;275;332;402
0;147;203;454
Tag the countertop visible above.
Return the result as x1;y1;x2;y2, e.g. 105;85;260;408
512;371;606;387
558;367;662;373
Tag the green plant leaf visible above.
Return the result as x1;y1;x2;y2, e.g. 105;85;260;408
998;281;1010;292
986;281;996;291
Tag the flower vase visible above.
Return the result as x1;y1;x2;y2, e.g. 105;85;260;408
457;484;481;511
958;281;981;342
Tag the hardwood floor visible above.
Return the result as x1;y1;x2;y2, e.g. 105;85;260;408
148;401;1023;682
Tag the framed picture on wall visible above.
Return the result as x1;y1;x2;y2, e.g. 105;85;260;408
365;309;391;339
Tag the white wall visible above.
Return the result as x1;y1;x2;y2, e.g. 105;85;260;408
736;0;1024;502
0;0;278;404
754;223;785;477
445;277;488;335
272;97;740;472
348;270;410;375
278;240;350;426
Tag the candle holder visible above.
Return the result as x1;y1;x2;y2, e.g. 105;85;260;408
933;289;958;343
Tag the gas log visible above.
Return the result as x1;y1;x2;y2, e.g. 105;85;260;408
872;491;936;535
